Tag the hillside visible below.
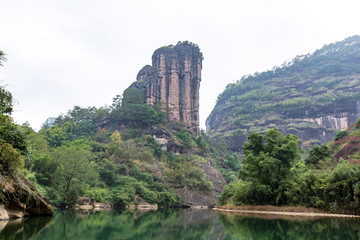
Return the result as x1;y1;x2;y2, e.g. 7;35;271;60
31;104;230;208
217;122;360;214
21;42;237;208
206;35;360;151
330;119;360;162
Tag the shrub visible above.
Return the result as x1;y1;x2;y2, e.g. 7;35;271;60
85;187;111;203
177;128;193;148
334;130;348;141
157;191;182;207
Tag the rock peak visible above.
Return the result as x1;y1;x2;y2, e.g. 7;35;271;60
131;41;203;135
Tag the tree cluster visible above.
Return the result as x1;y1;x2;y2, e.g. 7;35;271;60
218;127;360;214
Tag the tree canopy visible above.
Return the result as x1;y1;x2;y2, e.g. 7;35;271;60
237;128;300;204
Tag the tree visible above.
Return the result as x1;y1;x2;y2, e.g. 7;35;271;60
0;115;27;156
0;50;6;66
0;52;12;115
122;88;144;108
120;88;166;125
0;140;23;169
25;129;50;171
41;124;69;148
111;94;122;110
51;145;99;205
0;86;13;115
334;130;348;141
305;144;332;167
0;55;27;169
238;128;300;204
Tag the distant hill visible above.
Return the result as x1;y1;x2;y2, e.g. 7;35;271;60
206;35;360;151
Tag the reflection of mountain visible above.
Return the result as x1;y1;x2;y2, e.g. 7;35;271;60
26;209;227;240
218;213;360;239
0;216;53;240
160;209;226;240
2;210;359;239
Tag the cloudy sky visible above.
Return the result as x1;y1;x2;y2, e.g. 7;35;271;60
1;0;360;130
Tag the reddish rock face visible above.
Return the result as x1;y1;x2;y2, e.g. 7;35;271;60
132;42;202;135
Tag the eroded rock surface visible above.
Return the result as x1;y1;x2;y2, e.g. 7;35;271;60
0;168;53;220
176;162;226;208
129;42;203;135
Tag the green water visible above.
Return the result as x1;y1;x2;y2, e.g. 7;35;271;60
1;209;360;240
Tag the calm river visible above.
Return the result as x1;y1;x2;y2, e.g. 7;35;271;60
1;209;359;240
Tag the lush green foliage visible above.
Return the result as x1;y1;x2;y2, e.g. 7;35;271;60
116;88;166;125
334;130;348;141
235;128;300;205
218;125;360;214
0;86;13;115
0;84;27;169
27;122;185;207
304;144;332;167
22;92;226;207
51;144;99;205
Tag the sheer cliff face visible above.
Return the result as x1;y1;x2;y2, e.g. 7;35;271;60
135;43;202;135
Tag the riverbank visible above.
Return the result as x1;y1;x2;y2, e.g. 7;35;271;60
213;206;360;218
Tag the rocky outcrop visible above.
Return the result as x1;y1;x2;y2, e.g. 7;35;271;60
208;98;360;152
0;168;53;220
75;196;112;210
149;125;227;208
122;43;227;207
130;41;203;135
175;162;226;208
126;196;158;210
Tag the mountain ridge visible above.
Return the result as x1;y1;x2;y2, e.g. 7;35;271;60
206;35;360;151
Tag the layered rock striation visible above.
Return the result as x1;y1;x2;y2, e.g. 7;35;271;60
130;41;203;135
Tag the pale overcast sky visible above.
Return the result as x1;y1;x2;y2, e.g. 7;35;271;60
1;0;360;130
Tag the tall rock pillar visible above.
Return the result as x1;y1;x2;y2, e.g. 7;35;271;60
174;43;202;135
130;42;203;135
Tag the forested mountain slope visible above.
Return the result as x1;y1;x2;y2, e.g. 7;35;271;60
206;36;360;151
30;98;231;208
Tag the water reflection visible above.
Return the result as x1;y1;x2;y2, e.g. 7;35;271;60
0;209;224;240
1;209;360;240
0;216;52;240
218;213;360;240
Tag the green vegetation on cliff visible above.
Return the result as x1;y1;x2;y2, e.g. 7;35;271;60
207;36;360;151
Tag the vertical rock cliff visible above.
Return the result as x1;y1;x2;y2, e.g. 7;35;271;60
130;41;203;135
